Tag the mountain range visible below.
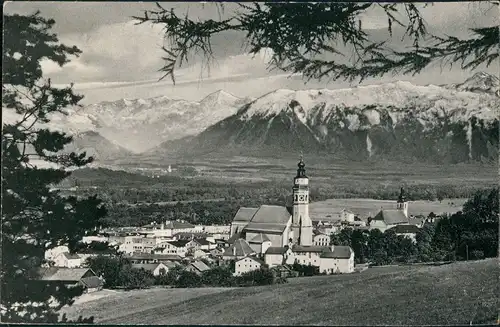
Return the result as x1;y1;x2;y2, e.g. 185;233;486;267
3;72;498;164
47;90;253;153
151;72;499;164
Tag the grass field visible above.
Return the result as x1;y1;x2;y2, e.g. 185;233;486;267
60;259;498;325
309;198;467;219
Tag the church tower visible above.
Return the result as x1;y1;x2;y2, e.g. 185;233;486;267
291;156;313;246
397;187;409;218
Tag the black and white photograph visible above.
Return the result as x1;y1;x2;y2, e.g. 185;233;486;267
2;1;499;325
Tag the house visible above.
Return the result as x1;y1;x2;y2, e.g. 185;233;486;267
79;276;104;293
118;236;156;255
222;239;256;260
153;240;189;257
126;253;183;264
211;232;230;241
319;246;355;274
77;248;116;264
53;252;82;268
388;224;420;243
44;245;70;262
292;245;326;266
327;209;355;222
82;235;108;244
209;247;225;258
316;223;340;235
193;249;210;259
185;238;217;252
38;267;104;293
186;260;211;275
234;256;265;276
139;220;198;238
313;231;330;246
264;246;295;267
173;232;208;241
202;225;231;234
214;239;229;248
131;262;170;276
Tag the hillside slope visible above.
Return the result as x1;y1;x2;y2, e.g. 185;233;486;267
62;131;132;162
153;73;499;164
61;259;498;325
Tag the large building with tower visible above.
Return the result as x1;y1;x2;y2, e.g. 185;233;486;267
227;157;355;274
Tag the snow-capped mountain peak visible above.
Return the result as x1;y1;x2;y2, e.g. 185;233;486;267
200;90;240;105
240;79;498;122
448;72;499;95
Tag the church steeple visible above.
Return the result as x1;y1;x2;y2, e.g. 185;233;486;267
296;153;307;178
290;154;312;246
397;187;409;218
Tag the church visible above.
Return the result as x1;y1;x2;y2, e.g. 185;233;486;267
227;157;355;274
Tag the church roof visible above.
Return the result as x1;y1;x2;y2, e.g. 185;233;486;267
233;207;259;222
223;239;255;257
372;210;409;225
250;205;291;225
320;246;353;259
249;233;271;243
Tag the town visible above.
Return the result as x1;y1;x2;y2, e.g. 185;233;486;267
41;158;435;293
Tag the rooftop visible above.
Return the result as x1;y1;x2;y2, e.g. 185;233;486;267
250;205;292;225
233;207;259;222
320;246;353;259
238;256;265;265
249;233;271;244
292;245;330;253
80;276;104;288
131;263;165;272
223;239;255;257
388;224;420;234
125;253;183;261
39;268;95;281
190;260;211;272
265;246;289;255
372;209;409;225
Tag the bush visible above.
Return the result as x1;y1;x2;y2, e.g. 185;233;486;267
236;268;275;286
174;270;203;288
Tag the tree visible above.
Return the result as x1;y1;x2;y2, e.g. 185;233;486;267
2;12;107;322
201;266;235;287
134;2;498;84
86;256;130;288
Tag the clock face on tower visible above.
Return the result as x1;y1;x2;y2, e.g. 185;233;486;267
299;195;305;202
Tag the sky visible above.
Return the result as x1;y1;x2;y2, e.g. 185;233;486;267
4;1;499;104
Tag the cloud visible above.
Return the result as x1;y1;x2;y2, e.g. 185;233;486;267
42;20;166;83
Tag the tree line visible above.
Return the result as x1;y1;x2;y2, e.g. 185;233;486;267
86;256;283;289
331;188;498;265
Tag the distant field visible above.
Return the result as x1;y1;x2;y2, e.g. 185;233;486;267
310;198;467;219
61;259;498;325
115;156;497;188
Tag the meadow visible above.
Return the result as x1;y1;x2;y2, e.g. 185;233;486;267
60;259;498;325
